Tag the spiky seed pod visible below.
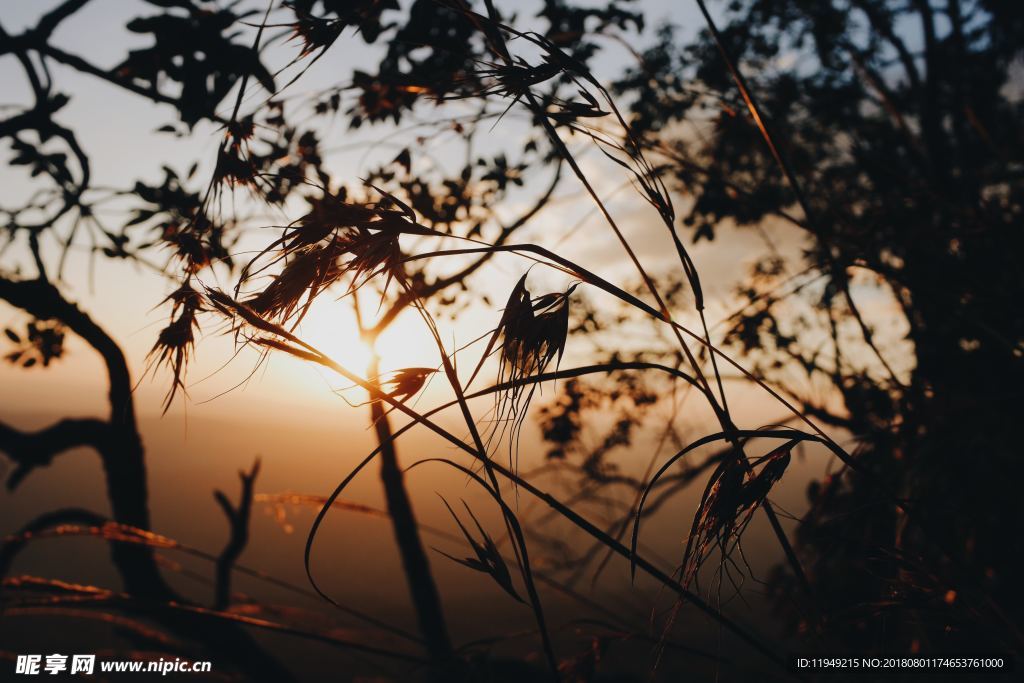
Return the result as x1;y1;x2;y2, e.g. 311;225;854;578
213;146;256;186
283;192;372;250
165;280;205;312
168;231;211;273
291;14;344;57
149;282;204;412
225;116;255;145
497;275;536;377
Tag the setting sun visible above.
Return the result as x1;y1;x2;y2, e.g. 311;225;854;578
292;294;440;382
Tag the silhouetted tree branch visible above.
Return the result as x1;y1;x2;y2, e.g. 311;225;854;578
0;418;107;490
0;275;168;597
213;458;260;610
0;275;297;680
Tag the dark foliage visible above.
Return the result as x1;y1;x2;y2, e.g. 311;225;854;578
610;0;1024;654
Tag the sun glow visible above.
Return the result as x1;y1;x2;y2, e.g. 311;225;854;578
295;302;373;374
291;296;439;391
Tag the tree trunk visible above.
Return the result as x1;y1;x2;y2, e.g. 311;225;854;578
367;354;455;676
0;278;295;681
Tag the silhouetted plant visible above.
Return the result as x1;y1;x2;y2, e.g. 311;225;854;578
3;1;1022;681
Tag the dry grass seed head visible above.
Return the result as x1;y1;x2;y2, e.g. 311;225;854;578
381;367;436;402
684;444;793;586
205;287;285;339
242;190;429;323
499;277;577;381
245;241;346;322
148;282;204;412
435;496;523;604
338;228;404;293
483;275;577;465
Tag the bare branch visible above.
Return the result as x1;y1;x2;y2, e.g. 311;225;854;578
35;0;93;40
0;277;136;428
0;418;108;490
213;458;260;610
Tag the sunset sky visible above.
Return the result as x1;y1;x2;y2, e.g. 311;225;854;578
0;0;894;419
0;0;896;648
